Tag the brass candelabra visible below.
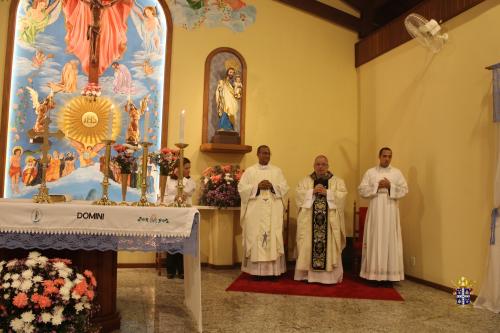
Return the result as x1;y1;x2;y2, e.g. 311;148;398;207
93;140;117;206
170;142;190;207
131;141;154;207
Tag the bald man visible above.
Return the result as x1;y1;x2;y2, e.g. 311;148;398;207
295;155;347;284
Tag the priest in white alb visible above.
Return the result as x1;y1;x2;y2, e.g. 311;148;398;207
238;145;289;276
294;155;347;284
358;147;408;282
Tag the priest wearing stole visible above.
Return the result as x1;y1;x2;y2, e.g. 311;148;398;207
238;145;289;277
295;155;347;284
358;147;408;282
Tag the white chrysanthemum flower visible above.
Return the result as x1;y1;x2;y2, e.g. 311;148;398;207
0;260;5;267
36;256;48;267
2;282;10;288
62;279;74;289
11;273;20;280
24;259;36;267
6;260;18;268
24;323;35;333
11;280;21;289
41;312;52;323
58;270;69;278
74;302;84;312
51;313;63;326
84;302;91;309
53;262;67;270
76;273;84;280
32;275;43;283
53;306;64;315
72;291;81;300
4;293;9;299
27;252;41;259
51;306;64;325
19;280;33;292
21;311;35;323
3;273;11;281
60;285;71;295
10;318;24;331
21;269;33;279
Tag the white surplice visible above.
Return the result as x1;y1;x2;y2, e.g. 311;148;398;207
358;165;408;281
161;176;196;205
294;175;347;284
238;163;289;276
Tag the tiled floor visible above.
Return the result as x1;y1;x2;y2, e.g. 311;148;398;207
115;268;499;333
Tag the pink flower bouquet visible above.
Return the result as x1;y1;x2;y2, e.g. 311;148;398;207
200;164;242;208
0;252;98;332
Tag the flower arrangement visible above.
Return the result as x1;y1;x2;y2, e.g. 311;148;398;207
81;83;101;101
0;252;98;333
112;144;136;174
150;147;179;176
199;164;242;208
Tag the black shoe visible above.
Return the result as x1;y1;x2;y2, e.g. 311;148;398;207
178;273;184;279
167;273;175;279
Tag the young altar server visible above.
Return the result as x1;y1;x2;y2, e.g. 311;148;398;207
163;157;196;279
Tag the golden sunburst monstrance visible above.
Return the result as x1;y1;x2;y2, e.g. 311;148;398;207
58;96;121;147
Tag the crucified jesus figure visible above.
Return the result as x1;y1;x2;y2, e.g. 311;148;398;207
82;0;120;64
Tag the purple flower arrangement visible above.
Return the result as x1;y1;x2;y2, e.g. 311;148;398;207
200;164;242;208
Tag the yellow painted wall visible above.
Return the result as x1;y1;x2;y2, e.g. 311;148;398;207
0;0;358;264
358;1;499;289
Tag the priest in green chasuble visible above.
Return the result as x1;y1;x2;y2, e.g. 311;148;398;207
238;145;289;276
294;155;347;284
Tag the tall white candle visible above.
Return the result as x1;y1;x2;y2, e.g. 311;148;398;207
179;109;185;143
108;105;114;140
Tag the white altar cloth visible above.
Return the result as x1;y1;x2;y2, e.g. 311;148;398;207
0;199;197;238
0;199;203;332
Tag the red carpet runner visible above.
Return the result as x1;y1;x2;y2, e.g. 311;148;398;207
226;271;404;301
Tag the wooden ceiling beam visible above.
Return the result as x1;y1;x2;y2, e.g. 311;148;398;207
340;0;365;10
341;0;391;11
275;0;362;33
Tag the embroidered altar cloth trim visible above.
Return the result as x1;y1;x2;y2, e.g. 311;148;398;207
0;199;198;238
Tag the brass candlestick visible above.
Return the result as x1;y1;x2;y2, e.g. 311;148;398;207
131;141;154;207
33;158;50;204
170;142;190;207
93;140;117;206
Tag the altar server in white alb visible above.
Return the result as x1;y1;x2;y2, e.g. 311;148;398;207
358;147;408;282
164;157;196;279
295;155;347;284
238;145;289;276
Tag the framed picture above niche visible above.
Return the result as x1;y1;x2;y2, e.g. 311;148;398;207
200;47;252;154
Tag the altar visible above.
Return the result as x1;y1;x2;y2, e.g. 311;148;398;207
0;199;202;333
